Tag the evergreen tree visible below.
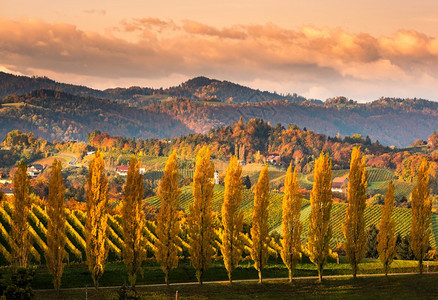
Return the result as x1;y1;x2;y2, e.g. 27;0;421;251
221;156;244;283
85;151;109;288
410;159;432;274
187;146;215;284
343;147;367;279
45;159;66;292
243;175;252;189
251;165;270;283
280;164;303;283
307;152;332;282
155;151;180;285
122;156;146;287
377;182;396;276
365;225;379;259
12;161;31;268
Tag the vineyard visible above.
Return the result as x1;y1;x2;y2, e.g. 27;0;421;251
0;183;435;267
146;185;438;248
143;169;194;187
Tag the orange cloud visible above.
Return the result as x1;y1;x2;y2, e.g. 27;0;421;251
1;18;438;100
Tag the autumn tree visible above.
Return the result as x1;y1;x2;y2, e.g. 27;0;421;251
251;165;270;283
187;146;215;284
220;156;244;283
155;151;181;285
85;150;109;288
343;147;367;279
307;152;332;282
280;164;302;283
377;182;396;277
12;160;31;268
122;156;146;287
45;159;66;292
410;158;432;274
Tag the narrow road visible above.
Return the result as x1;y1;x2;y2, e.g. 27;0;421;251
34;271;438;292
58;152;78;166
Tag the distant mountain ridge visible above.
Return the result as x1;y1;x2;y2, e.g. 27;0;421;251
1;72;438;147
0;72;311;104
0;89;191;141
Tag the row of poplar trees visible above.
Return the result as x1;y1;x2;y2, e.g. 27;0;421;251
10;146;432;292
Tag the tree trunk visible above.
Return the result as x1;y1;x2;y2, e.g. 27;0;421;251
318;265;323;282
228;271;232;284
419;259;423;275
352;263;357;280
258;270;262;284
289;269;293;283
165;272;169;286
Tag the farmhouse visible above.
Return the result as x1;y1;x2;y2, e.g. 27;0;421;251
1;187;13;196
116;165;129;176
267;154;281;164
117;165;146;176
332;177;349;193
27;164;45;178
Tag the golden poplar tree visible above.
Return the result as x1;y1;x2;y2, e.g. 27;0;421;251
155;151;180;285
251;165;270;284
280;164;302;282
45;159;66;291
377;182;396;277
122;156;146;287
187;146;215;284
12;160;31;268
220;156;244;283
307;152;332;282
343;147;367;279
85;150;109;288
410;158;432;274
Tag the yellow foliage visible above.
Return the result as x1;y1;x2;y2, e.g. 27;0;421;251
187;146;215;284
250;165;270;283
280;164;302;282
411;158;432;274
343;147;367;278
122;156;146;287
377;182;396;276
220;156;244;283
85;150;109;288
45;159;67;291
307;152;332;281
11;160;31;268
155;151;181;285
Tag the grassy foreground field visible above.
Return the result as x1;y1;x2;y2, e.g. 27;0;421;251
33;272;438;299
2;258;435;298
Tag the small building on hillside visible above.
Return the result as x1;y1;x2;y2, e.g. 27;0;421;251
117;165;146;176
116;165;129;176
1;187;14;196
27;164;45;178
332;177;349;193
267;154;281;164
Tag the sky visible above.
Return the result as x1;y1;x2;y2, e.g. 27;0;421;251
1;0;438;101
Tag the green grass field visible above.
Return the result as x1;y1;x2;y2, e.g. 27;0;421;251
30;263;438;299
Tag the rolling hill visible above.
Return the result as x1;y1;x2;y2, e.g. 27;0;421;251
2;72;438;146
0;89;192;141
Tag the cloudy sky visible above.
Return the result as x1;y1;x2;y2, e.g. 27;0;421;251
1;0;438;101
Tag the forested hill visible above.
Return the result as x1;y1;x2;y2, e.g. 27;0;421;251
0;89;192;141
153;98;438;147
0;72;310;104
0;72;106;99
2;72;438;146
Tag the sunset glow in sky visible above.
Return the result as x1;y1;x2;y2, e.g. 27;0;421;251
2;0;438;101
